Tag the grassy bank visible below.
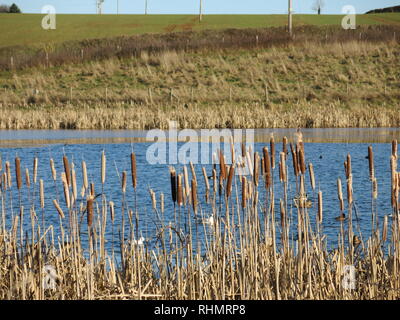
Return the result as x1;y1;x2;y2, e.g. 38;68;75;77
1;13;400;48
0;32;399;129
0;137;399;299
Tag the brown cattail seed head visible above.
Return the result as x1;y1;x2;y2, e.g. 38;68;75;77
87;198;94;227
270;136;275;169
219;150;227;180
318;191;323;224
242;176;247;208
170;167;177;204
263;147;272;189
40;179;45;209
279;152;287;183
392;139;398;159
226;165;235;198
63;155;70;187
15;157;22;190
191;179;197;213
131;152;137;189
280;199;285;228
121;171;127;193
368;146;374;180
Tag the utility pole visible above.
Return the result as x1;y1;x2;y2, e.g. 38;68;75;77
199;0;203;22
145;0;148;15
288;0;293;36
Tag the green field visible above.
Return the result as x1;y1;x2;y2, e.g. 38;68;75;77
1;13;400;48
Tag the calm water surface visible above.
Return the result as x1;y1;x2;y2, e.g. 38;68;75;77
0;128;398;256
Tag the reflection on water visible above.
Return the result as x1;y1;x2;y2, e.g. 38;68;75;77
0;127;400;147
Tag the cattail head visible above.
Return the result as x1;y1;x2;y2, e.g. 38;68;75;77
242;176;247;208
82;160;88;191
368;146;374;180
183;166;190;203
63;155;70;187
382;215;388;242
5;161;11;188
337;178;344;212
372;177;378;200
298;148;306;175
219;150;227;180
253;152;260;186
279;152;287;183
160;193;164;214
177;174;183;206
309;163;315;191
270;135;275;169
170;167;177;204
282;136;288;155
40;179;45;209
290;143;299;177
87;198;94;227
50;158;56;181
392;139;398;159
280;199;285;228
226;165;235;198
230;136;235;165
131;152;137;189
53;199;65;219
33;157;38;185
318;191;323;224
191;179;197;213
150;189;157;211
25;168;30;188
263;147;272;189
347;175;353;205
246;151;253;177
90;182;95;198
15;156;22;190
121;171;127;193
109;201;115;223
62;175;70;209
346;154;352;179
101;150;106;185
202;167;210;203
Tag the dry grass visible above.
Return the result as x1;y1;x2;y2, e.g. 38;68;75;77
0;38;399;129
0;137;399;300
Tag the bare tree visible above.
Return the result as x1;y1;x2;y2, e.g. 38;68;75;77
312;0;325;15
0;4;10;12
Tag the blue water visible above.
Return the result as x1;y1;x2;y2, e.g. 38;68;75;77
0;129;397;258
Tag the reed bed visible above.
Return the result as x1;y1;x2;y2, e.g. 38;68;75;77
0;136;399;300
